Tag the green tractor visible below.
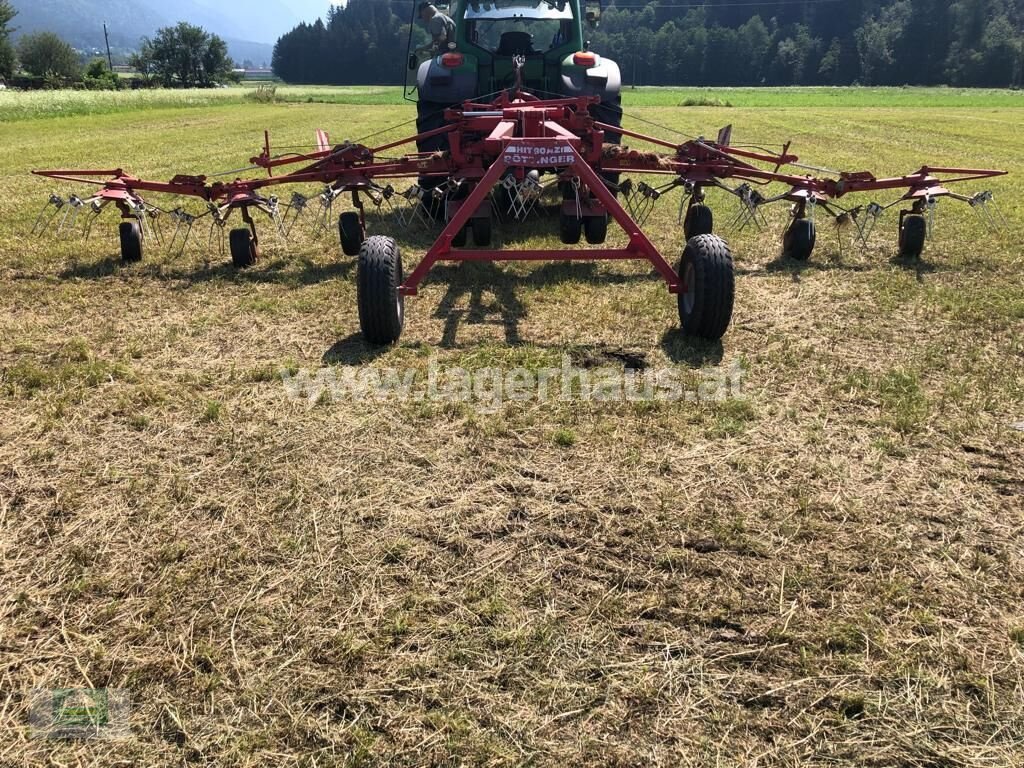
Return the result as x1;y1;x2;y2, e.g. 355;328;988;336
406;0;622;167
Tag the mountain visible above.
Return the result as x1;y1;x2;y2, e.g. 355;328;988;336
8;0;335;65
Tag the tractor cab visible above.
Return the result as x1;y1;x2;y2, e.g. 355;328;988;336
407;0;620;116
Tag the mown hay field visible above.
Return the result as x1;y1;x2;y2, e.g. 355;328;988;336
0;87;1022;766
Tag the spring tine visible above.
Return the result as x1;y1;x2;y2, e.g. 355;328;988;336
83;207;103;241
56;196;80;236
149;211;164;247
676;192;693;225
170;218;184;253
32;194;66;236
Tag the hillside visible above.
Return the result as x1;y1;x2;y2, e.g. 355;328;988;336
8;0;333;65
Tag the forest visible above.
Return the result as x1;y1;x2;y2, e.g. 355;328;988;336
271;0;1024;88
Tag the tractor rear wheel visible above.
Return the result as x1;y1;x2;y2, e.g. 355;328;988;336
229;228;258;268
590;94;622;193
584;214;608;245
560;213;582;245
899;214;927;258
357;236;405;346
783;219;816;262
472;216;493;247
678;235;735;341
684;204;714;239
338;212;363;257
119;221;143;263
416;100;450;221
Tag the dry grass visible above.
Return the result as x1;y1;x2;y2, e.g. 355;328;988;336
0;95;1023;766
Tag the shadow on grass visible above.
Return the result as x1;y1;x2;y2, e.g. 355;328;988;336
58;255;123;280
54;254;358;287
322;333;393;365
660;329;724;367
890;254;937;281
423;260;658;348
428;262;527;347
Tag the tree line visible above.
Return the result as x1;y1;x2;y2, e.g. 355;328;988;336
271;0;1024;88
0;2;234;89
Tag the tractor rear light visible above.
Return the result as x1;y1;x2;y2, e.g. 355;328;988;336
573;52;597;67
441;53;464;68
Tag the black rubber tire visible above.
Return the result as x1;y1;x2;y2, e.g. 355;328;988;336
584;214;608;245
338;212;363;257
416;100;450;221
452;224;468;248
560;213;582;245
416;100;450;153
678;235;735;341
590;94;622;192
493;182;514;219
684;204;714;239
119;220;143;263
229;228;258;268
899;214;927;258
357;235;405;346
590;94;622;146
472;216;492;247
783;219;816;262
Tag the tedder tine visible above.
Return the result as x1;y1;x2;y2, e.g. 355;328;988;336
32;194;66;237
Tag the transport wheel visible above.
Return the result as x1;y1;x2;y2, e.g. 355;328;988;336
357;236;405;346
452;224;468;248
338;212;363;257
899;214;927;259
560;213;582;245
678;234;735;341
229;228;258;268
471;216;493;247
783;218;816;262
584;214;608;245
119;220;143;263
684;204;714;239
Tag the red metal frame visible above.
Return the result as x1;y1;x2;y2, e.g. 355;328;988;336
33;88;1008;293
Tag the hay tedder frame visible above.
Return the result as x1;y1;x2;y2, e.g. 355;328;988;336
33;80;1008;345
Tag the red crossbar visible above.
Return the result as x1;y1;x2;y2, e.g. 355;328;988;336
400;138;681;296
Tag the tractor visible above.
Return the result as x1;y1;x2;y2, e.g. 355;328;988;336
408;0;622;221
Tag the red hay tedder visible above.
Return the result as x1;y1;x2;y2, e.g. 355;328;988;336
32;63;1007;346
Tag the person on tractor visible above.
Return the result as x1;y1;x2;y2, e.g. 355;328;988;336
415;3;457;58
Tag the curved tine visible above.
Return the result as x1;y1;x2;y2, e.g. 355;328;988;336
32;196;65;236
56;205;75;237
177;222;193;257
676;192;694;225
149;213;165;247
82;208;103;241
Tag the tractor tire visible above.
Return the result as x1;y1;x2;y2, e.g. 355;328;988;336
119;220;143;263
472;216;493;247
590;94;622;193
229;228;258;268
899;214;927;259
416;100;450;221
338;212;363;257
783;219;816;262
584;214;608;245
678;234;735;341
452;224;468;248
357;236;405;346
590;94;622;146
493;182;514;219
560;213;582;245
684;204;714;239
